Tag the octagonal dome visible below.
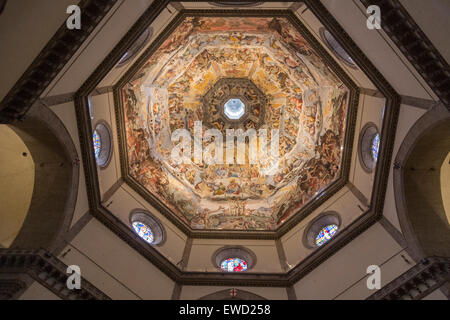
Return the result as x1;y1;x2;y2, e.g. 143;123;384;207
121;16;351;231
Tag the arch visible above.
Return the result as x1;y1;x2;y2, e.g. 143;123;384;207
198;288;267;300
0;125;34;247
6;101;79;253
393;102;450;261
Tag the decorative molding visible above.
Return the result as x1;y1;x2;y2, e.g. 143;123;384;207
286;286;297;300
170;2;185;12
41;92;75;107
0;249;110;300
359;0;450;112
275;239;289;272
101;177;124;203
359;87;385;99
0;0;119;124
65;211;93;244
347;182;369;207
0;279;27;300
360;87;437;110
400;95;439;110
180;238;193;270
171;283;182;300
367;256;450;300
379;216;407;249
40;86;115;108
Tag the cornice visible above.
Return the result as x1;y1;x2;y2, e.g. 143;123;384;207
0;0;119;124
0;249;110;300
359;0;450;112
367;256;450;300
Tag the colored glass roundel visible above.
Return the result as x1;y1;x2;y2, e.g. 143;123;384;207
132;221;154;244
371;133;380;161
93;130;101;158
220;258;248;272
315;224;338;246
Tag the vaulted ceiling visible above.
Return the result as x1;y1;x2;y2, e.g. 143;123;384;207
121;15;351;231
1;0;448;300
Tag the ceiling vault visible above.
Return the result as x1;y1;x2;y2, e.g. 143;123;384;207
11;0;450;292
71;3;400;286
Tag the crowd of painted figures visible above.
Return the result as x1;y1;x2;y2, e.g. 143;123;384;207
123;16;349;230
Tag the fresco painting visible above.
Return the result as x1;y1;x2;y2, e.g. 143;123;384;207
122;16;349;231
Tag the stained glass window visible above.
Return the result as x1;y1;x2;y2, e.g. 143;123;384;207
371;133;380;161
132;221;154;244
315;224;338;246
220;258;248;272
93;130;101;158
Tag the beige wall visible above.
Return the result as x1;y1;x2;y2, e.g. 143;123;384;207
59;218;176;299
0;0;75;101
440;152;450;225
293;222;412;300
19;282;61;300
188;238;282;273
0;125;34;247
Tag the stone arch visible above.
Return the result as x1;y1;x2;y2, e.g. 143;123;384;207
393;102;450;261
198;288;267;300
5;101;79;253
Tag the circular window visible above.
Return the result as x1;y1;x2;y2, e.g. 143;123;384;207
358;123;380;173
371;133;380;161
116;28;152;68
320;28;357;68
220;258;248;272
213;246;256;272
130;210;165;246
303;212;341;249
92;121;113;168
224;98;245;120
92;130;101;158
132;221;154;244
315;224;339;247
